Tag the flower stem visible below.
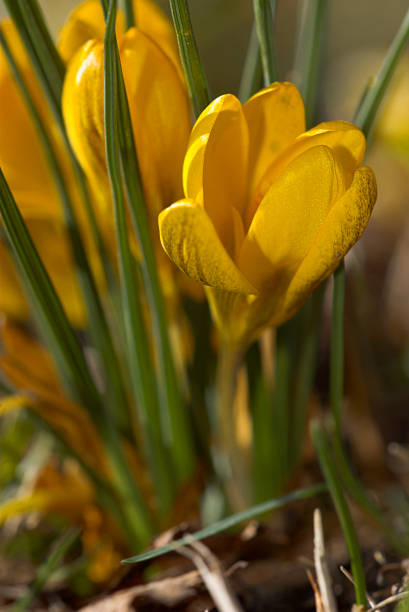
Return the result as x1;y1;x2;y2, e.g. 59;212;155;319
169;0;210;117
293;0;327;128
239;22;262;103
252;0;278;86
216;342;250;510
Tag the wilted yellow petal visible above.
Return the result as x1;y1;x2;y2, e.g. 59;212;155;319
243;81;305;223
183;95;248;251
120;28;190;216
239;145;347;290
0;240;28;320
159;200;256;294
28;218;86;327
0;394;30;414
278;166;377;324
0;21;63;220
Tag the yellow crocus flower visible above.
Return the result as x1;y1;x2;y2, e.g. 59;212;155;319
61;0;190;225
159;82;377;347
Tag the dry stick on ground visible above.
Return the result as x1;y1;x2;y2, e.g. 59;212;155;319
313;508;338;612
176;536;245;612
340;565;409;610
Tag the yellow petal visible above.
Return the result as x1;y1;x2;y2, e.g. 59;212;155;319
133;0;182;75
238;145;347;290
243;82;305;218
260;121;365;196
120;28;190;216
159;200;256;294
277;166;377;324
183;94;249;252
58;0;179;71
62;39;109;208
57;0;125;64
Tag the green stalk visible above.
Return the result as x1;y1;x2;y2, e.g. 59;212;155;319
330;262;345;439
103;0;175;512
13;528;80;612
252;0;278;86
312;422;367;607
293;0;327;128
102;0;196;485
238;21;263;103
354;7;409;138
0;29;131;434
0;169;99;413
122;0;135;28
169;0;210;117
325;9;409;556
270;324;293;491
290;286;325;469
123;482;327;564
330;264;406;554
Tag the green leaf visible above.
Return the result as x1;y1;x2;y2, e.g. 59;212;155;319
12;528;80;612
293;0;327;128
122;483;326;564
169;0;210;117
252;0;278;86
239;22;263;103
104;0;196;487
354;7;409;137
103;0;176;511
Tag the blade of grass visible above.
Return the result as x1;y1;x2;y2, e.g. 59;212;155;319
292;0;327;128
122;0;135;28
0;168;99;413
0;28;131;434
103;0;196;486
238;22;263;102
103;0;176;512
12;528;80;612
325;8;409;556
354;6;409;138
312;421;367;607
169;0;210;117
122;482;327;564
252;0;278;86
0;168;152;547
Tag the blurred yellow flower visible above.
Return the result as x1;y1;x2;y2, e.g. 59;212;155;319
61;0;190;225
159;82;377;347
0;20;97;327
